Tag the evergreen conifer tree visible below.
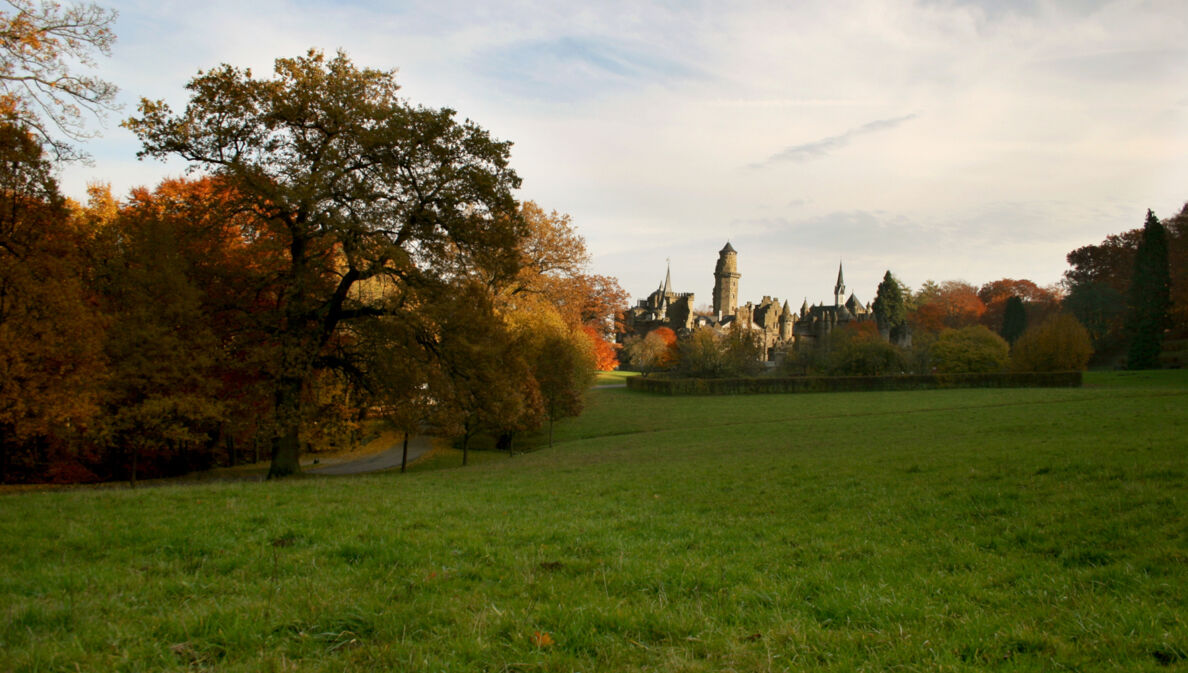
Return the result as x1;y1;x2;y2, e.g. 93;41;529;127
1001;295;1027;344
1126;210;1171;369
872;270;908;344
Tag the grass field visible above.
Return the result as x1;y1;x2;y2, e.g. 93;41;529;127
2;371;1186;671
593;370;639;386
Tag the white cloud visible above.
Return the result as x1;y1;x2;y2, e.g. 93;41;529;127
58;0;1188;309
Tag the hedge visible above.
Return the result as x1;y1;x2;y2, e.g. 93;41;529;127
625;371;1083;395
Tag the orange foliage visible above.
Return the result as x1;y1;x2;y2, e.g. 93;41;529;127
650;327;678;346
582;325;619;371
911;281;986;334
977;278;1060;332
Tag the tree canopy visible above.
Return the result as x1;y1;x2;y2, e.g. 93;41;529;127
1126;210;1171;369
125;50;524;477
0;0;118;158
872;270;908;343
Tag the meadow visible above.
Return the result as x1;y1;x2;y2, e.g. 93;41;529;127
1;370;1185;671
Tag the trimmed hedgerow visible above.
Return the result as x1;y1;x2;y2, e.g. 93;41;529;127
626;371;1082;395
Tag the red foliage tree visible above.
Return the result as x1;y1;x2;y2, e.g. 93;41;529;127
977;278;1060;333
582;324;619;371
910;281;986;334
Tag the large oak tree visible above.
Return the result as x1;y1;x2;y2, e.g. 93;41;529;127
126;50;523;477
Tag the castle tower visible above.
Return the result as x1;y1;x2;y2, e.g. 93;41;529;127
779;299;794;341
834;261;846;308
712;242;740;319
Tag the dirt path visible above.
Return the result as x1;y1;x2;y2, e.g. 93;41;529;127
307;434;435;475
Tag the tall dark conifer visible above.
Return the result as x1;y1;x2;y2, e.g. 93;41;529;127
872;270;908;344
1000;295;1027;345
1126;210;1171;369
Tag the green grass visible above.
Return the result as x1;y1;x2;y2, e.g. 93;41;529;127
594;370;638;386
2;371;1187;671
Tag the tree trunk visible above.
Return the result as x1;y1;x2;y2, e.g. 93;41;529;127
461;423;471;467
268;429;301;478
497;432;513;456
129;450;138;489
226;430;237;467
268;377;303;478
548;416;554;448
400;432;409;473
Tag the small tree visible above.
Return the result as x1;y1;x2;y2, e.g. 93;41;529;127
1011;314;1093;372
1126;209;1171;369
828;323;907;375
872;270;909;344
722;322;764;376
1000;295;1028;345
931;325;1009;373
677;327;726;378
623;329;672;376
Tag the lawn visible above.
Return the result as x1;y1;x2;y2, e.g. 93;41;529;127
1;370;1186;671
593;369;639;386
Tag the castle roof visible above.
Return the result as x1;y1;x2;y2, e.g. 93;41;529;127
845;293;864;312
720;241;736;254
835;261;845;288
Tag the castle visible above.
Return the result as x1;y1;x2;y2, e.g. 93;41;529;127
622;242;875;360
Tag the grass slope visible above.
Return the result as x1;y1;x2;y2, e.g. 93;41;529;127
2;371;1186;671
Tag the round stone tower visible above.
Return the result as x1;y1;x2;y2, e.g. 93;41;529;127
712;242;740;319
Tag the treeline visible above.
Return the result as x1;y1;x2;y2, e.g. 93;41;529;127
621;205;1186;378
0;51;624;484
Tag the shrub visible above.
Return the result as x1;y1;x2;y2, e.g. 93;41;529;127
676;324;764;378
1011;313;1093;372
827;323;907;375
931;325;1009;373
677;327;728;378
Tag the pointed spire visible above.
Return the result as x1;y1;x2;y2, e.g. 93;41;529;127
663;258;672;296
801;297;810;315
834;261;846;308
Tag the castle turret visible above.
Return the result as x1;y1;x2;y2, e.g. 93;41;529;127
780;299;794;341
712;242;740;319
834;261;846;307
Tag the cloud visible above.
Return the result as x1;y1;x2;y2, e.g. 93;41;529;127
471;36;704;101
750;113;918;168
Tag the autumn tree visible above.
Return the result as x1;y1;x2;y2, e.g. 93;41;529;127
871;270;908;344
1011;314;1092;372
827;321;906;376
494;201;626;350
511;303;595;447
910;281;986;334
623;328;673;376
583;324;619;370
1164;204;1188;338
676;327;726;378
977;278;1059;336
1126;210;1172;369
0;0;118;159
0;122;105;482
930;325;1009;374
86;177;289;479
126;50;524;477
1063;227;1143;359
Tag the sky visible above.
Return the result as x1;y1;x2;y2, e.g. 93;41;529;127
58;0;1188;311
